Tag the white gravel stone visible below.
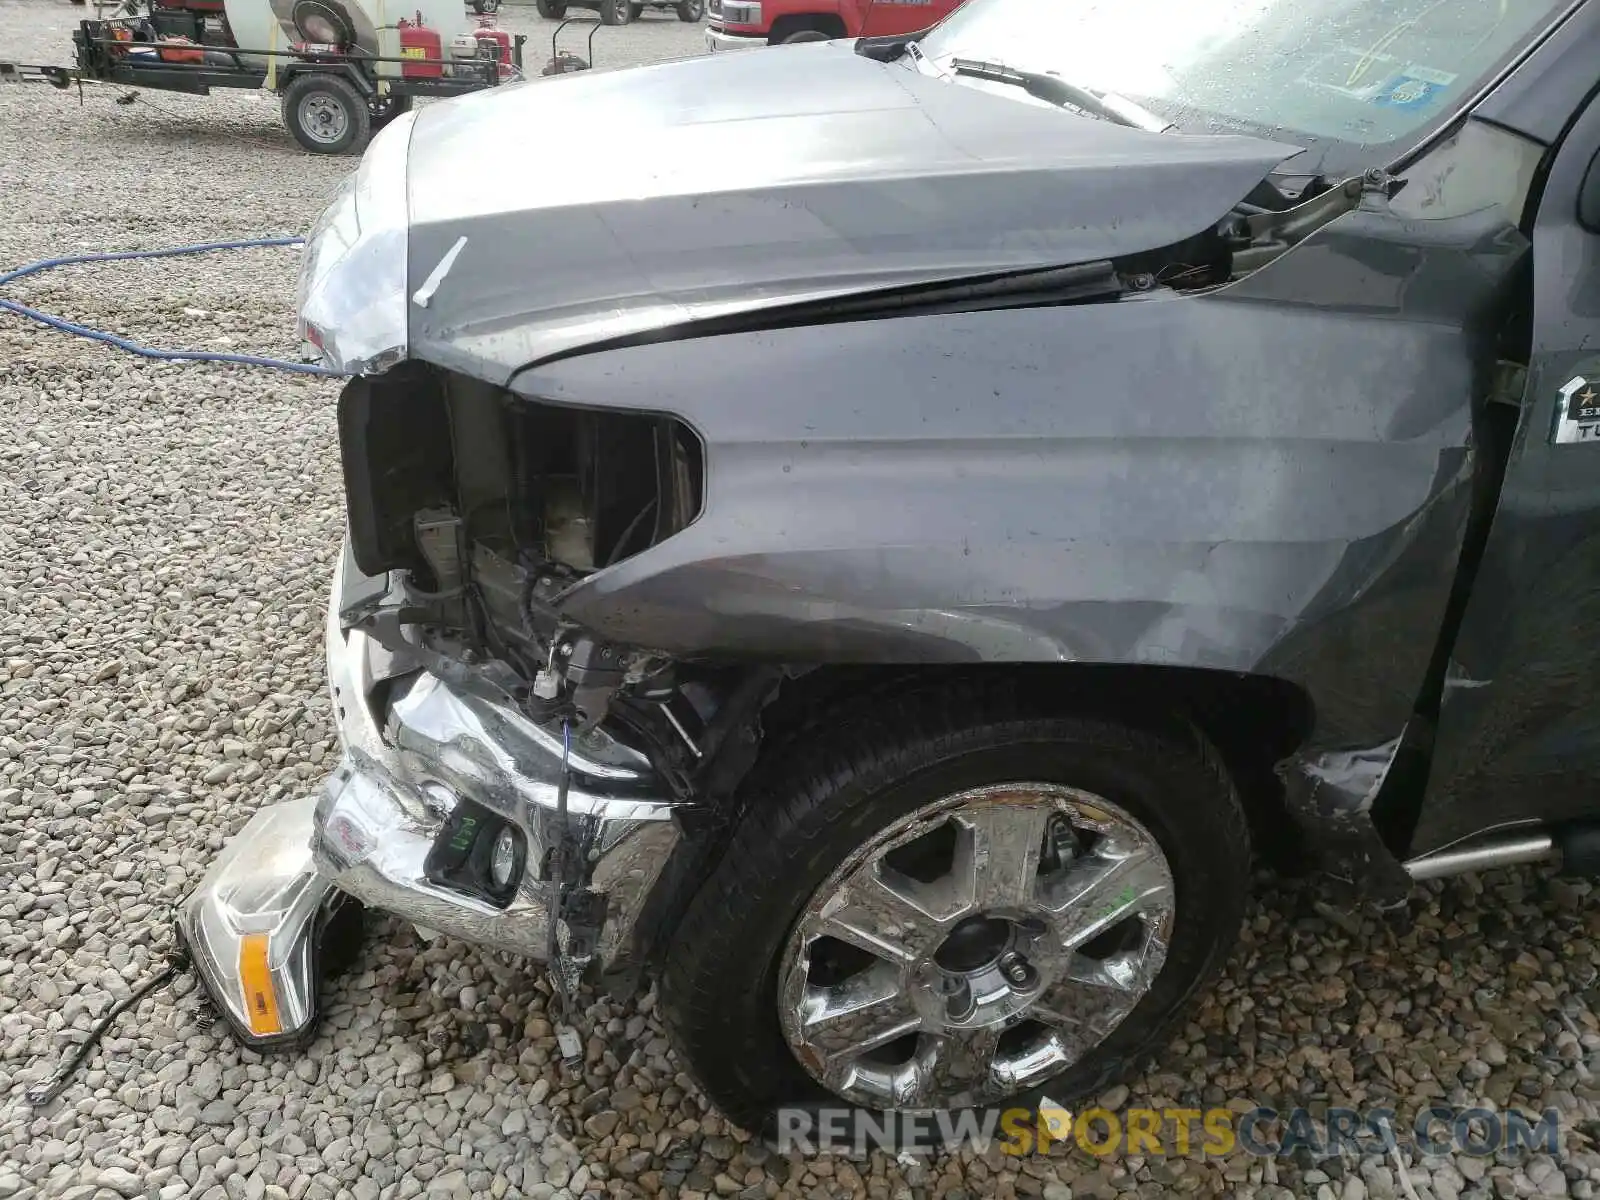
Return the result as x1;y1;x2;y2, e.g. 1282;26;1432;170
4;0;1600;1197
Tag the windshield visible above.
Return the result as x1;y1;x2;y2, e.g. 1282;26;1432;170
915;0;1572;177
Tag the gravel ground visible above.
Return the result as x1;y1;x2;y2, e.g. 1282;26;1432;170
5;2;1600;1198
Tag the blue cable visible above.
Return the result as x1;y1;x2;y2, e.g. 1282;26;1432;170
0;236;308;287
0;237;351;378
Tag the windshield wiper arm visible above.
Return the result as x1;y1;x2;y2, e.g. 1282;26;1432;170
947;58;1174;134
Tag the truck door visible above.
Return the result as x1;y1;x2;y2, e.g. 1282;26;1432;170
1413;81;1600;857
857;0;954;38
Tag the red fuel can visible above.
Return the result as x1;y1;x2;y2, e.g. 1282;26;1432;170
398;16;443;79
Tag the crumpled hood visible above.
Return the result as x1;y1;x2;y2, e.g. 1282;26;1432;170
403;41;1301;384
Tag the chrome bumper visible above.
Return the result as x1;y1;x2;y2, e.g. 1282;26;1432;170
705;25;763;50
309;542;683;972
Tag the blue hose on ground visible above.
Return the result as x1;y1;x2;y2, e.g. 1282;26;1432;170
0;237;350;378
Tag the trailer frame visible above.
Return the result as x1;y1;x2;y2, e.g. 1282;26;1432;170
1;15;528;153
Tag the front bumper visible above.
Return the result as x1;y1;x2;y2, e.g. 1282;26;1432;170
308;542;684;973
705;25;764;50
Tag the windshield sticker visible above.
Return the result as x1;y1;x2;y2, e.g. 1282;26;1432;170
1298;46;1401;101
1398;64;1459;87
1372;67;1458;113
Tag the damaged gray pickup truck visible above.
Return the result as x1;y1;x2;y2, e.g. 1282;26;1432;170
184;0;1600;1140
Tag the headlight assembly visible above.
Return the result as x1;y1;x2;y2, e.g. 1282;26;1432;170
296;111;415;376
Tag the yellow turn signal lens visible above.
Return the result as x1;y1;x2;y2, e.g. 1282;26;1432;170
237;933;284;1037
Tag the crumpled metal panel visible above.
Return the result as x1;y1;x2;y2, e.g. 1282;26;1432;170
511;199;1531;897
401;43;1299;383
312;548;685;970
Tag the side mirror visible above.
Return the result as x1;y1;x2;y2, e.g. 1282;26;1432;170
1581;147;1600;233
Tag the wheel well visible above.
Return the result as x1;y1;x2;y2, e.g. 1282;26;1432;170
754;663;1316;873
278;64;373;98
767;11;847;41
624;662;1313;985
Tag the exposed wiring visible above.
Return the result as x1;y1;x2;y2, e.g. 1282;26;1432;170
544;719;574;1020
604;497;658;567
25;942;191;1107
0;238;350;378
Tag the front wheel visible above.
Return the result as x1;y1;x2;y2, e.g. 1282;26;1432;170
779;28;828;43
598;0;632;23
659;683;1251;1139
676;0;704;19
281;73;369;156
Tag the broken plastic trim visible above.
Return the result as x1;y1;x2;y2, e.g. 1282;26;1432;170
177;795;346;1050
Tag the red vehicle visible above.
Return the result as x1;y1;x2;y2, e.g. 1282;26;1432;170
704;0;959;50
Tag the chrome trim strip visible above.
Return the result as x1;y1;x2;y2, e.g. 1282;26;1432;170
1402;831;1556;881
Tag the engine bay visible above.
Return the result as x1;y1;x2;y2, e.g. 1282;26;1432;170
335;363;769;810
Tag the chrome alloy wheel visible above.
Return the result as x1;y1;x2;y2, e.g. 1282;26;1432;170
777;784;1176;1110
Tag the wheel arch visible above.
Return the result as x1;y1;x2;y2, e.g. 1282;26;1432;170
650;662;1263;1129
752;663;1316;872
276;61;374;97
619;661;1313;990
767;11;847;41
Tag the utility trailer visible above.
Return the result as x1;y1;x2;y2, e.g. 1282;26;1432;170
0;0;527;154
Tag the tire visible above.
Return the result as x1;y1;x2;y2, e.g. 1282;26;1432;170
659;680;1251;1141
368;92;412;131
675;0;704;19
780;28;829;43
472;0;500;11
599;0;632;23
628;2;644;17
281;72;369;156
535;0;567;16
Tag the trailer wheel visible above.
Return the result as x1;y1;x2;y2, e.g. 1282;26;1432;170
676;0;703;18
535;0;566;15
282;73;370;156
369;93;412;130
599;0;632;23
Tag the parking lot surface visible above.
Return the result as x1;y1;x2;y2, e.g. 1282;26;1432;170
3;2;1600;1197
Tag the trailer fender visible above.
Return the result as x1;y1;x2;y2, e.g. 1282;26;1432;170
276;60;375;97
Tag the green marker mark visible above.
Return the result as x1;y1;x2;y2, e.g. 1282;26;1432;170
450;815;478;852
1097;883;1138;919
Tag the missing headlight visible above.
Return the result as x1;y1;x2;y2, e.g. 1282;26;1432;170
508;401;704;573
337;364;704;618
